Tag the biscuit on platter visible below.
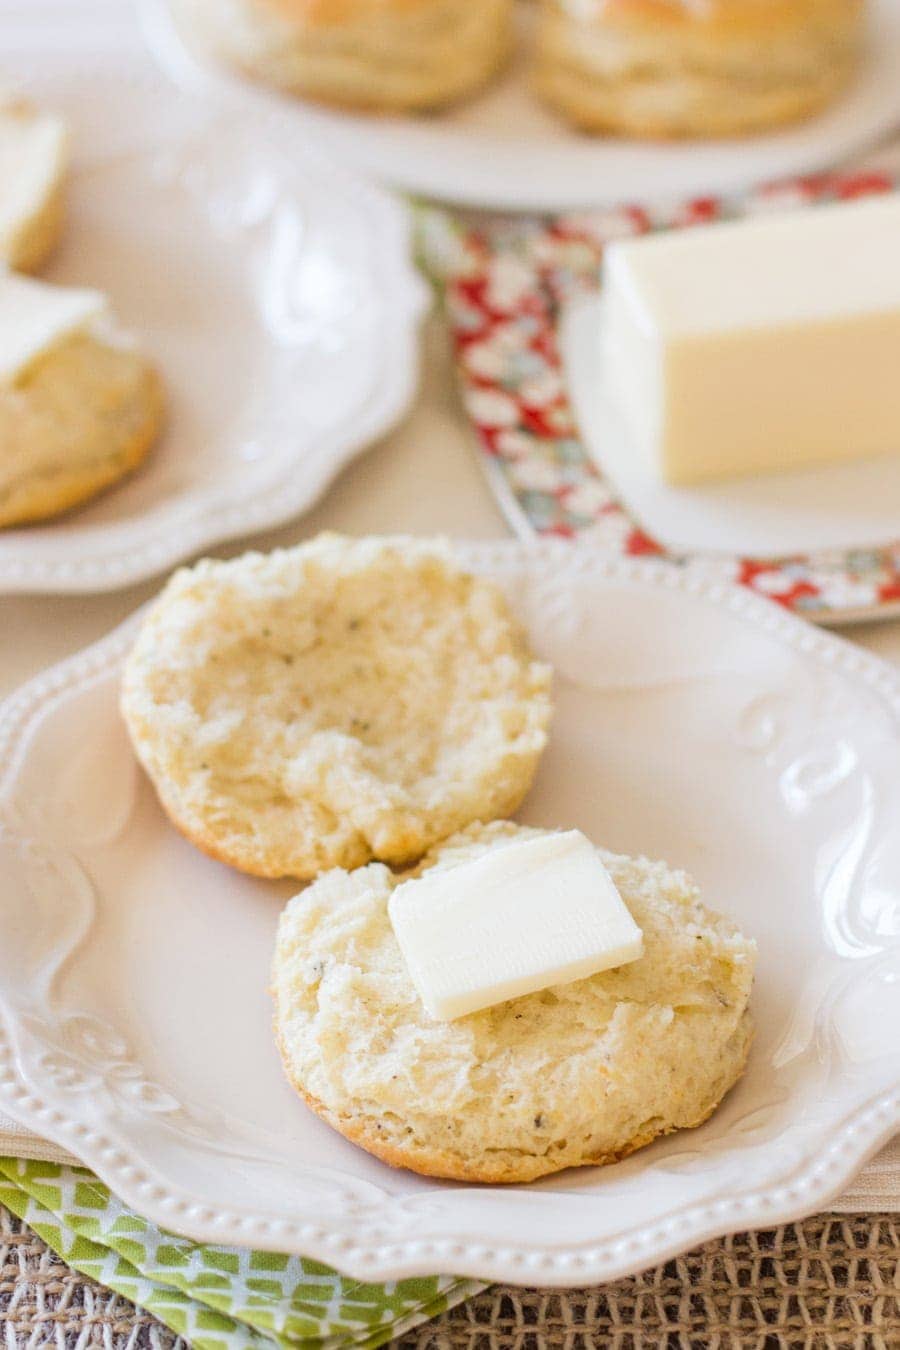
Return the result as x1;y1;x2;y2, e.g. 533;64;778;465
272;821;756;1183
0;100;68;272
170;0;513;112
121;536;553;880
0;275;164;528
535;0;865;138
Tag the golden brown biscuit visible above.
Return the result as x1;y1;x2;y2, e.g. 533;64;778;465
0;101;68;272
170;0;513;111
272;822;756;1183
0;331;164;528
535;0;866;138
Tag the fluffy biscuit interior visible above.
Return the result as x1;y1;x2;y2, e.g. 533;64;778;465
121;537;552;878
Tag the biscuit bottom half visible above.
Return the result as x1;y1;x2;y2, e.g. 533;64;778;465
535;0;864;137
171;0;514;112
0;333;164;528
272;821;757;1184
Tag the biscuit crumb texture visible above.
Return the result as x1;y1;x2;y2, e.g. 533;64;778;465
0;332;164;527
121;537;553;879
272;821;757;1182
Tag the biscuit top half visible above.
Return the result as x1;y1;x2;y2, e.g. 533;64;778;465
120;535;552;880
555;0;864;35
253;0;460;27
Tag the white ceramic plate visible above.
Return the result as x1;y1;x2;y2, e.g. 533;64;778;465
0;541;897;1285
0;62;427;594
141;0;900;212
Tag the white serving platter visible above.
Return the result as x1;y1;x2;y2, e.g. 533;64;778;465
0;541;897;1286
0;62;427;594
141;0;900;212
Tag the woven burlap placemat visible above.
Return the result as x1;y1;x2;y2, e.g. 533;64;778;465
1;1206;897;1347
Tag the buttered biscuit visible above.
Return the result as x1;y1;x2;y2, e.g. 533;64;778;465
170;0;513;112
272;821;756;1182
121;536;553;879
0;274;163;527
0;100;68;272
535;0;865;138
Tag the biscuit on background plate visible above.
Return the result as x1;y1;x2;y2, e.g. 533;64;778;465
535;0;865;138
169;0;514;112
272;820;756;1183
121;535;553;879
0;99;68;273
0;275;164;528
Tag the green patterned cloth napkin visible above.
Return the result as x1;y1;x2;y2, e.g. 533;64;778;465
0;1158;484;1348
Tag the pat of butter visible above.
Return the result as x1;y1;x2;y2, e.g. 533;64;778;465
600;195;900;485
388;830;643;1022
0;272;108;386
0;106;67;259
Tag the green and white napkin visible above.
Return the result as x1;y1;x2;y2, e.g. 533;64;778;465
0;1158;484;1349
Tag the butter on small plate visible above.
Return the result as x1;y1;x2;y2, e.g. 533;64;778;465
565;194;900;559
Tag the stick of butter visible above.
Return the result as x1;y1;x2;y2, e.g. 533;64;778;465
0;271;108;386
388;830;643;1022
600;194;900;485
